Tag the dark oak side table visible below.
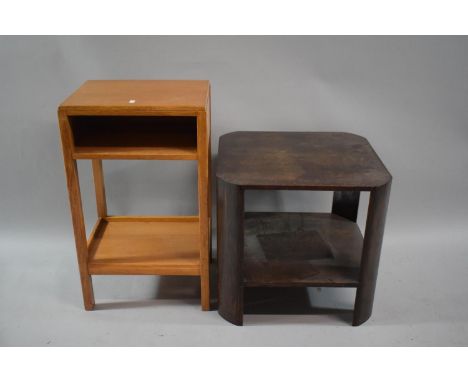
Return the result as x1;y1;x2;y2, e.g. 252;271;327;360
216;132;391;326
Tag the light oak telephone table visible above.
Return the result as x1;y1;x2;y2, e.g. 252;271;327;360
58;80;212;311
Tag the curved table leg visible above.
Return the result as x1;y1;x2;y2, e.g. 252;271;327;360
217;179;244;325
353;182;391;326
332;190;360;222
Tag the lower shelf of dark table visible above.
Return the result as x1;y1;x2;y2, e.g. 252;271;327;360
243;212;363;287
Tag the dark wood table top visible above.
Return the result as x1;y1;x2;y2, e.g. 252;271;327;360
216;132;391;190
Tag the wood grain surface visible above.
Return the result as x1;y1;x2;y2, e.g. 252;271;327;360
217;131;391;189
243;212;362;287
87;218;200;275
59;80;209;114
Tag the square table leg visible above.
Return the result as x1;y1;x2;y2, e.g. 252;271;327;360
198;112;211;311
217;179;244;325
353;182;391;326
59;112;95;310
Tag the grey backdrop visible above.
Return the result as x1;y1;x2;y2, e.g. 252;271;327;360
1;36;467;346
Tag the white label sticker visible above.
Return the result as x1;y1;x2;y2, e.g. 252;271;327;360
128;99;136;104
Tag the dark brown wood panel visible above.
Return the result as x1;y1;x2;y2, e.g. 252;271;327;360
332;191;360;222
243;212;362;287
70;116;197;147
217;179;244;325
217;132;391;189
353;182;392;326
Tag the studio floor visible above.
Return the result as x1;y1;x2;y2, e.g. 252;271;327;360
1;225;467;347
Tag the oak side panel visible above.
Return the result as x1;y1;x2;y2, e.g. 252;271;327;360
353;182;391;326
217;179;244;325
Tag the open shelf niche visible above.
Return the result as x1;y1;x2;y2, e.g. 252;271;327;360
69;116;198;160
